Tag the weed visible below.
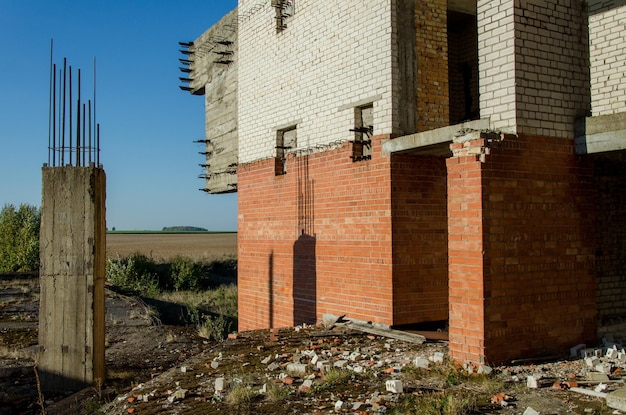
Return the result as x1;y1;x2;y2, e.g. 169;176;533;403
226;383;257;404
390;391;475;415
198;314;232;341
264;383;291;402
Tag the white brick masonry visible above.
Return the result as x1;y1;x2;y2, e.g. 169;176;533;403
477;0;517;133
513;0;589;138
589;4;626;116
478;1;590;138
238;0;395;164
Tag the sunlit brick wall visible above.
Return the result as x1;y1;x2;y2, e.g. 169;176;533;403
237;0;395;164
588;2;626;116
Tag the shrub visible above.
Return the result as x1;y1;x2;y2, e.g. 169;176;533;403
106;253;160;297
0;204;40;272
169;255;206;291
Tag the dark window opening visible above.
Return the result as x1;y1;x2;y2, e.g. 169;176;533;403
448;11;480;124
272;0;295;32
276;126;296;175
351;104;373;162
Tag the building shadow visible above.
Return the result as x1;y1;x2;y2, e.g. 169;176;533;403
293;155;316;325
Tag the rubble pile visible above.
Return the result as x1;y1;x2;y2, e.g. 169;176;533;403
102;326;626;414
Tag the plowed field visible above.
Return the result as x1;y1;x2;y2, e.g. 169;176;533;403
106;233;237;262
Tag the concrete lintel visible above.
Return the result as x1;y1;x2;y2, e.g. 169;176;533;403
576;113;626;155
382;119;490;156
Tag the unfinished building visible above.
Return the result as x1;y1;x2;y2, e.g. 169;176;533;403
183;0;626;364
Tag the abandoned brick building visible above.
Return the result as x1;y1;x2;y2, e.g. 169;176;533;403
180;0;626;364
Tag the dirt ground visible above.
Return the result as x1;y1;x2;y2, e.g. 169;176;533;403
0;233;623;414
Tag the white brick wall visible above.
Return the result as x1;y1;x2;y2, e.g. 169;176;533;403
513;0;589;138
477;0;517;133
238;0;395;164
478;1;590;138
589;4;626;116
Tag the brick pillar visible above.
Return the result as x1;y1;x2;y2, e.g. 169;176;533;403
447;135;488;363
447;133;596;364
415;0;449;132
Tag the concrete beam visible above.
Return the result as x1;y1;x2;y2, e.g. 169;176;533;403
382;119;490;156
575;113;626;155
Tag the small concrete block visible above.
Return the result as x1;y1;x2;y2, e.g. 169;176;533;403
349;352;361;362
180;366;187;373
582;348;598;358
351;365;365;374
215;377;226;392
286;363;307;374
585;357;601;367
259;383;267;394
570;343;586;358
526;375;539;389
432;352;444;363
414;357;430;369
210;361;219;369
386;379;403;393
607;387;626;412
334;360;348;368
607;348;619;358
267;362;280;371
311;354;319;365
595;362;612;374
334;400;345;411
618;352;626;363
589;372;610;382
478;365;493;375
261;356;272;365
523;407;540;415
595;348;603;357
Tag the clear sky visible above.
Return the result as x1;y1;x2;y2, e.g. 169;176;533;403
0;0;238;231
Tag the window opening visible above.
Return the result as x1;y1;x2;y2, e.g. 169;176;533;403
350;104;373;162
276;126;296;175
272;0;295;32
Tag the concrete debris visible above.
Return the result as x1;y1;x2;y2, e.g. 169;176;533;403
385;379;403;393
523;407;540;415
102;326;626;414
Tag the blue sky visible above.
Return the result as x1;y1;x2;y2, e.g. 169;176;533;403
0;0;238;231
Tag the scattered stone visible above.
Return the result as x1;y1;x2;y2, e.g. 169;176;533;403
335;400;345;411
478;364;493;375
414;357;430;369
523;407;540;415
215;377;226;392
210;361;219;369
268;362;280;371
527;375;540;389
385;380;403;394
431;352;444;363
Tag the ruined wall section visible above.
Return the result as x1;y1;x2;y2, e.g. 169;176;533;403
588;2;626;116
191;9;238;193
415;0;449;132
237;0;398;164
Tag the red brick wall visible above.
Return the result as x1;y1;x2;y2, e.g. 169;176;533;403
237;136;395;331
238;136;451;331
447;134;596;364
391;154;449;325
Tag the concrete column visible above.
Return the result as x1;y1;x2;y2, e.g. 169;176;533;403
39;165;106;393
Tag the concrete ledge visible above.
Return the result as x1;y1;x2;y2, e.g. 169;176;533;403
575;112;626;155
382;119;490;156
